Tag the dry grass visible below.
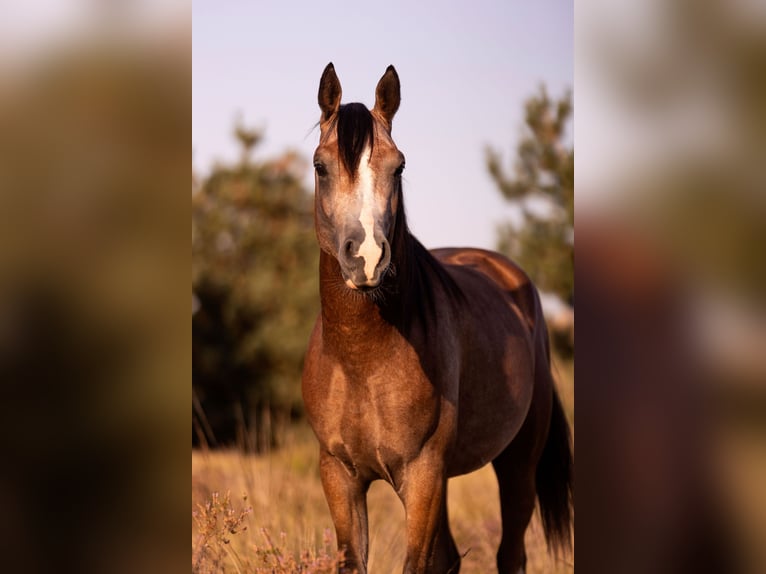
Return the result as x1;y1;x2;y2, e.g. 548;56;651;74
192;433;573;572
192;359;574;573
192;431;572;573
192;427;344;573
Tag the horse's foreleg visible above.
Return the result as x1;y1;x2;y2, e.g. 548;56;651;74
319;449;370;574
400;457;460;574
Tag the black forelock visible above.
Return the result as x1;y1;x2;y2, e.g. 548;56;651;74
335;103;374;179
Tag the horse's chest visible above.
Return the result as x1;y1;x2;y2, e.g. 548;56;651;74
316;362;440;479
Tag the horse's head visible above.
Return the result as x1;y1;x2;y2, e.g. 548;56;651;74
313;63;405;291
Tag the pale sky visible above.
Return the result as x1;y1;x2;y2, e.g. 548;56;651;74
193;0;573;249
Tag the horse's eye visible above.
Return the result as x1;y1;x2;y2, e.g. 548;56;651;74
314;161;327;177
394;162;405;177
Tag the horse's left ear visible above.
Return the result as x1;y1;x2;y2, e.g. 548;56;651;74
373;65;400;130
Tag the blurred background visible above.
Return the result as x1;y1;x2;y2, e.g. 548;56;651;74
576;0;766;571
0;1;189;573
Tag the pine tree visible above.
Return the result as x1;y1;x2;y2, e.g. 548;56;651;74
487;86;573;303
192;127;318;450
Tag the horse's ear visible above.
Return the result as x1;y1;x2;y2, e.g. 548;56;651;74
318;62;342;123
373;65;400;130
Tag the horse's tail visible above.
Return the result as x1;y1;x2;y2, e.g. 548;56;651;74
536;384;574;555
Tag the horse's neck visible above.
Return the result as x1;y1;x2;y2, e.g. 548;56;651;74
317;231;436;344
318;250;397;341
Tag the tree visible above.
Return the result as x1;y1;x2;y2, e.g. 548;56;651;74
486;86;573;303
192;127;319;451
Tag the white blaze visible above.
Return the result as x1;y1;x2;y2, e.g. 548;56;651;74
356;145;381;281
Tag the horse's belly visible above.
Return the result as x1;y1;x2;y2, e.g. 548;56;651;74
447;345;535;477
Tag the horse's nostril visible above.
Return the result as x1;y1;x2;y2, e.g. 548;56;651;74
379;240;390;267
344;240;355;257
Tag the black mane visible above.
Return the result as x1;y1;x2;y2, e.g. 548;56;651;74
384;185;466;336
335;103;374;178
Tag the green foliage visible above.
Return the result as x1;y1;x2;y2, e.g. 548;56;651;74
487;86;573;302
192;129;319;450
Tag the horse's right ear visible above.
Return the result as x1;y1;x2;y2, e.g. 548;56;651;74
318;62;342;123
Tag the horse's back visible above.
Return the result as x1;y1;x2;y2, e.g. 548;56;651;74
431;247;541;332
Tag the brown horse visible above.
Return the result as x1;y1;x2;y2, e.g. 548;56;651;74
302;63;573;574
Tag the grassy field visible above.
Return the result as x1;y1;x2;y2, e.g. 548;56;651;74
192;432;573;573
192;359;574;573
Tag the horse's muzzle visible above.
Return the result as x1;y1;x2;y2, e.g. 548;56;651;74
339;235;391;290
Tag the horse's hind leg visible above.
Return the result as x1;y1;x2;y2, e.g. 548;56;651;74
491;380;550;573
491;448;537;573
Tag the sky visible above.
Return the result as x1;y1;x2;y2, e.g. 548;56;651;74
193;0;573;250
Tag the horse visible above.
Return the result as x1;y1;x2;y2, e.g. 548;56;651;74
302;63;573;574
